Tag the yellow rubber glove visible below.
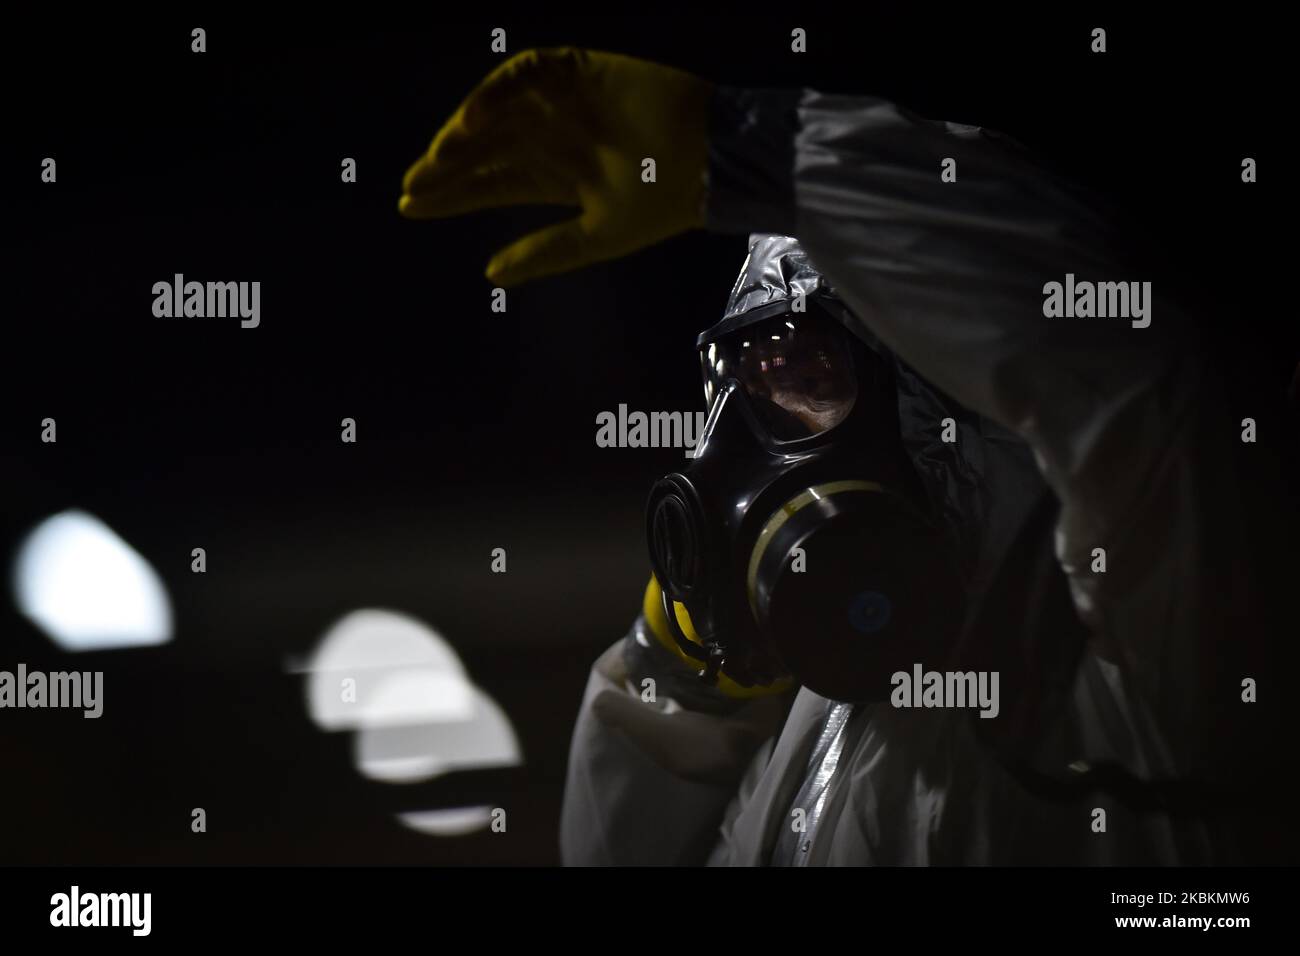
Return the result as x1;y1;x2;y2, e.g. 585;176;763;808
399;47;714;287
642;575;793;700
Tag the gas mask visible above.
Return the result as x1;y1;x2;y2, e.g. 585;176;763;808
645;244;965;703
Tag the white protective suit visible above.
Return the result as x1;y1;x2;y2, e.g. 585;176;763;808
560;87;1298;865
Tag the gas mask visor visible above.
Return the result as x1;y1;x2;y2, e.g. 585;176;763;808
698;304;860;443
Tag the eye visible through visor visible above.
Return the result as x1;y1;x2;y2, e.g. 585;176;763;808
700;307;859;442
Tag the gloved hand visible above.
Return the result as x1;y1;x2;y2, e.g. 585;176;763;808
642;575;793;700
399;47;714;287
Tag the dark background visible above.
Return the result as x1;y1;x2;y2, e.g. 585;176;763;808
1;9;1289;864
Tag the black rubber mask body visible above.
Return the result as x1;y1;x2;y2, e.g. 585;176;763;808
646;314;964;702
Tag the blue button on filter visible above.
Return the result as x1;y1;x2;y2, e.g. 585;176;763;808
849;590;892;634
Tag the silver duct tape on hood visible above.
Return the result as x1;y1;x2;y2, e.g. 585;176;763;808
724;233;840;322
697;233;861;347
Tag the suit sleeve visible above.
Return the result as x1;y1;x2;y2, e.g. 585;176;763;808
559;617;791;864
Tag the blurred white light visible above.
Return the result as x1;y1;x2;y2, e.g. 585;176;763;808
304;609;473;730
301;608;522;836
398;806;495;837
12;510;173;651
356;685;519;783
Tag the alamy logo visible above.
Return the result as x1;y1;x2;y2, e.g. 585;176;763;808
0;664;103;718
50;886;151;936
595;405;708;458
1042;273;1151;328
890;664;999;719
152;274;260;328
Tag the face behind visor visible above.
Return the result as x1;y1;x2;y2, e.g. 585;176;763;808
646;298;966;703
700;305;860;440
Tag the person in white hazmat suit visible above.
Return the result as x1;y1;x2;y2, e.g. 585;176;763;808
398;49;1299;866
